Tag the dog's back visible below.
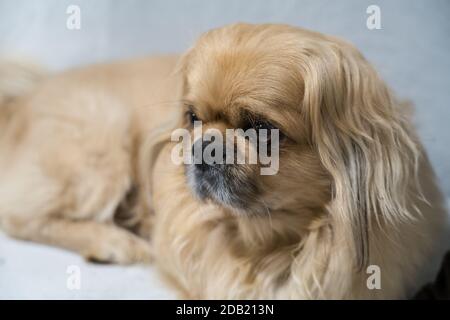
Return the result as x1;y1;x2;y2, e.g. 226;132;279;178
0;56;180;264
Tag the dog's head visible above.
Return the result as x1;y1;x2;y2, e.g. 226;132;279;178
173;23;419;269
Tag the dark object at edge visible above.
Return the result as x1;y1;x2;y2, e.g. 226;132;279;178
413;251;450;299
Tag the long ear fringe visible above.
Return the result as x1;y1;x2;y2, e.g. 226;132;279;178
301;42;421;271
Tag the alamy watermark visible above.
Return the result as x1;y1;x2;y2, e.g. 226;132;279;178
66;265;81;290
366;5;381;30
171;121;280;175
366;265;381;290
66;5;81;30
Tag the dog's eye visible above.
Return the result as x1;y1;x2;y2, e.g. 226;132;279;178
186;109;199;125
254;120;275;131
253;120;285;141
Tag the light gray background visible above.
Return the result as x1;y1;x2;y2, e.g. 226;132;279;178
0;0;449;299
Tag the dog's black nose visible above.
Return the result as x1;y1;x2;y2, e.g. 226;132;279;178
192;139;225;171
192;140;210;171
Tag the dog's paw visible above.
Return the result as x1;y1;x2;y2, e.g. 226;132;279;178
83;234;153;265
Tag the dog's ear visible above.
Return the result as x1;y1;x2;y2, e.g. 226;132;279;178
300;40;420;270
173;46;196;97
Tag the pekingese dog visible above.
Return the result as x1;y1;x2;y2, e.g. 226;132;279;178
0;23;447;299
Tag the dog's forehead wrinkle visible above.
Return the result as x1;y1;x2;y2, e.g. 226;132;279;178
190;83;301;128
206;78;301;115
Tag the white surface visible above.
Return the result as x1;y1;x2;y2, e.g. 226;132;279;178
0;232;176;299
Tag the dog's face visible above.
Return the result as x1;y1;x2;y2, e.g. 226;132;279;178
180;24;332;215
165;23;419;269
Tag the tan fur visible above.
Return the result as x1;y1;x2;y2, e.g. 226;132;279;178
0;24;447;298
0;56;181;264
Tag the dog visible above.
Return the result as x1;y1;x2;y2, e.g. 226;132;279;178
0;23;447;299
